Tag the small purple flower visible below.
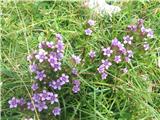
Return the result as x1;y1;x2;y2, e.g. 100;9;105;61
46;41;54;48
127;50;133;58
48;55;58;64
29;64;38;73
97;64;105;74
51;62;61;71
52;107;61;116
137;19;144;27
56;40;64;53
141;26;146;34
38;41;46;49
35;70;46;81
122;67;128;73
111;38;119;46
72;85;80;93
114;55;121;63
72;68;78;75
36;101;48;112
89;50;96;58
101;59;112;69
143;42;150;51
87;19;95;26
123;35;133;45
72;80;80;86
39;90;49;101
35;49;48;63
31;83;39;91
27;102;35;111
56;33;63;40
18;98;25;106
125;57;131;63
51;80;62;90
32;93;41;102
72;55;81;64
8;97;19;108
50;94;58;104
102;47;113;57
101;73;108;80
127;25;137;31
85;28;92;36
146;28;154;38
60;74;69;84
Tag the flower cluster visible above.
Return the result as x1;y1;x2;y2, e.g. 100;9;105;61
97;19;153;79
8;33;80;117
85;19;95;36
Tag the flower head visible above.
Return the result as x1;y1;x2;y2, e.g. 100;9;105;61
114;55;121;63
72;55;81;64
143;42;150;51
89;50;96;58
102;47;113;57
56;33;63;40
35;49;48;63
72;85;80;93
52;107;61;116
123;35;133;45
35;70;46;81
111;38;119;46
72;68;78;75
101;73;108;80
8;97;19;108
85;28;92;36
36;101;48;112
87;19;95;26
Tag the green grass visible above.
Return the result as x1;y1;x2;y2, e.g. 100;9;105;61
1;0;160;120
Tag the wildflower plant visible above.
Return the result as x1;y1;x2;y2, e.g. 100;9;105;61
8;33;81;118
8;18;154;119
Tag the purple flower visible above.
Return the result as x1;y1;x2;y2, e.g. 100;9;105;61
48;55;58;64
72;68;78;75
89;50;96;58
111;38;119;46
35;101;48;112
122;67;128;73
35;70;46;81
114;55;121;63
85;28;92;36
143;42;150;51
101;73;108;80
27;102;35;111
39;90;49;101
31;83;38;91
18;98;25;106
29;64;38;73
35;49;48;63
52;107;61;116
97;64;105;74
146;28;154;38
72;55;81;64
72;80;80;86
51;80;62;90
38;41;46;49
60;74;69;85
101;59;112;69
32;93;41;102
56;40;64;53
127;25;137;31
123;35;133;45
72;85;80;93
102;47;113;57
51;62;61;71
50;94;58;104
46;41;54;48
137;19;144;27
56;33;63;40
127;50;133;58
8;97;19;108
87;19;95;26
125;57;131;63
